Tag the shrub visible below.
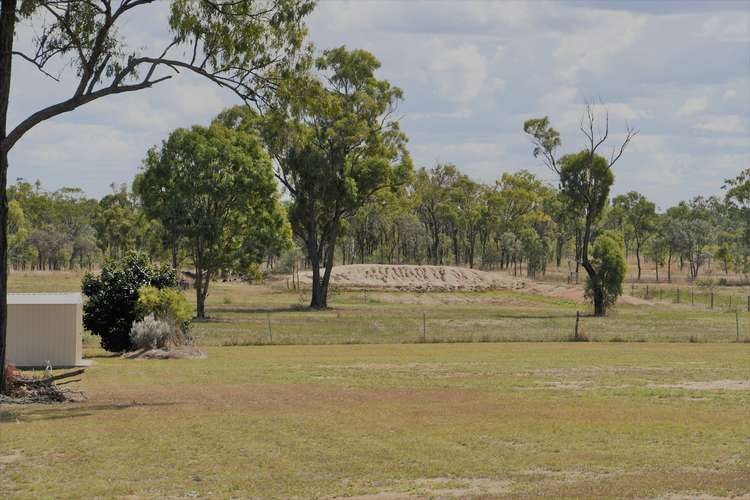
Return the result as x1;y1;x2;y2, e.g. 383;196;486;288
585;231;626;310
130;315;173;350
82;253;178;352
137;286;192;329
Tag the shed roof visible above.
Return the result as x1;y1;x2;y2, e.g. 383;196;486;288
8;293;82;305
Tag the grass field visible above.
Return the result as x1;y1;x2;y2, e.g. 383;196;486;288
2;271;750;498
2;344;749;498
8;270;750;346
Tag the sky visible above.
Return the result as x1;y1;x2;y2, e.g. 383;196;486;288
7;0;750;210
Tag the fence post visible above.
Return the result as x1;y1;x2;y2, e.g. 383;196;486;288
676;288;680;304
711;292;714;309
646;285;649;300
736;309;740;342
729;295;732;309
575;311;580;340
691;289;694;305
267;312;273;344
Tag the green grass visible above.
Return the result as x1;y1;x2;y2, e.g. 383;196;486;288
2;343;749;498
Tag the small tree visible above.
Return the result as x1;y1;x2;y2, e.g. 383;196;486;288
136;119;290;318
82;253;178;352
584;232;626;311
612;191;656;280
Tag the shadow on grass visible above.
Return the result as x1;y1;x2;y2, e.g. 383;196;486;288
0;401;179;423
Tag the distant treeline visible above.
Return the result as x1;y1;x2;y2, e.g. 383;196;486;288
8;166;749;283
335;165;749;282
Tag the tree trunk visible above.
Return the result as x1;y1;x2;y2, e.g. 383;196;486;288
0;0;16;395
195;268;209;319
636;242;642;281
667;250;672;283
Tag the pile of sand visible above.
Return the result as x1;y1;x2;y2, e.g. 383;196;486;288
297;264;657;305
298;264;527;292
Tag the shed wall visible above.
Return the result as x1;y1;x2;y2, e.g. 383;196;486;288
6;303;82;367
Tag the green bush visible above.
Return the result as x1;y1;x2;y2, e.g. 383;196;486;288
585;231;626;310
82;253;178;352
137;286;192;339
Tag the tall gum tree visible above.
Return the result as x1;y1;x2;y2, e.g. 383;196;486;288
525;103;636;316
0;0;314;393
225;47;413;309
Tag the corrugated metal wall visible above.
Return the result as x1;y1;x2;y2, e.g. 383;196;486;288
6;303;82;367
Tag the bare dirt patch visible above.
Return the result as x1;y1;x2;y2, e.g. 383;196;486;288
650;380;750;391
0;450;23;467
337;477;513;499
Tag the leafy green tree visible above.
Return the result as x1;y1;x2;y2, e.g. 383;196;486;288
0;0;313;394
723;169;750;272
584;231;626;310
523;116;562;173
414;165;456;266
612;191;656;280
256;47;413;308
137;121;290;318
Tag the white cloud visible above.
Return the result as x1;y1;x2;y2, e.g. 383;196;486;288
676;96;709;117
695;115;749;134
427;41;489;104
701;12;750;43
554;10;647;81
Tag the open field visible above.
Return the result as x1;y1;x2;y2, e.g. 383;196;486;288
3;270;750;498
2;343;749;498
7;270;750;346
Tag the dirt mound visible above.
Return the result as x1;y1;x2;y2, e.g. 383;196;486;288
299;264;527;292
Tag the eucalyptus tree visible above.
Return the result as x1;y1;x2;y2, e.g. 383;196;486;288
723;168;749;272
612;191;656;280
414;164;457;266
137;121;290;318
530;104;636;315
0;0;314;393
255;47;412;308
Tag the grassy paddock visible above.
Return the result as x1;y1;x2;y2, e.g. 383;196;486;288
3;272;750;497
8;271;750;346
2;343;749;498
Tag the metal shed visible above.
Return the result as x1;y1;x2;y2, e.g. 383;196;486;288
6;293;85;368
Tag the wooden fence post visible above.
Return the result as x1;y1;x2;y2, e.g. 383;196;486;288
736;309;740;342
267;312;273;344
710;292;714;309
575;311;580;341
676;288;680;304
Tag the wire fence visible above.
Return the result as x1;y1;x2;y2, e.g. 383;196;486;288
629;283;750;312
186;291;750;347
